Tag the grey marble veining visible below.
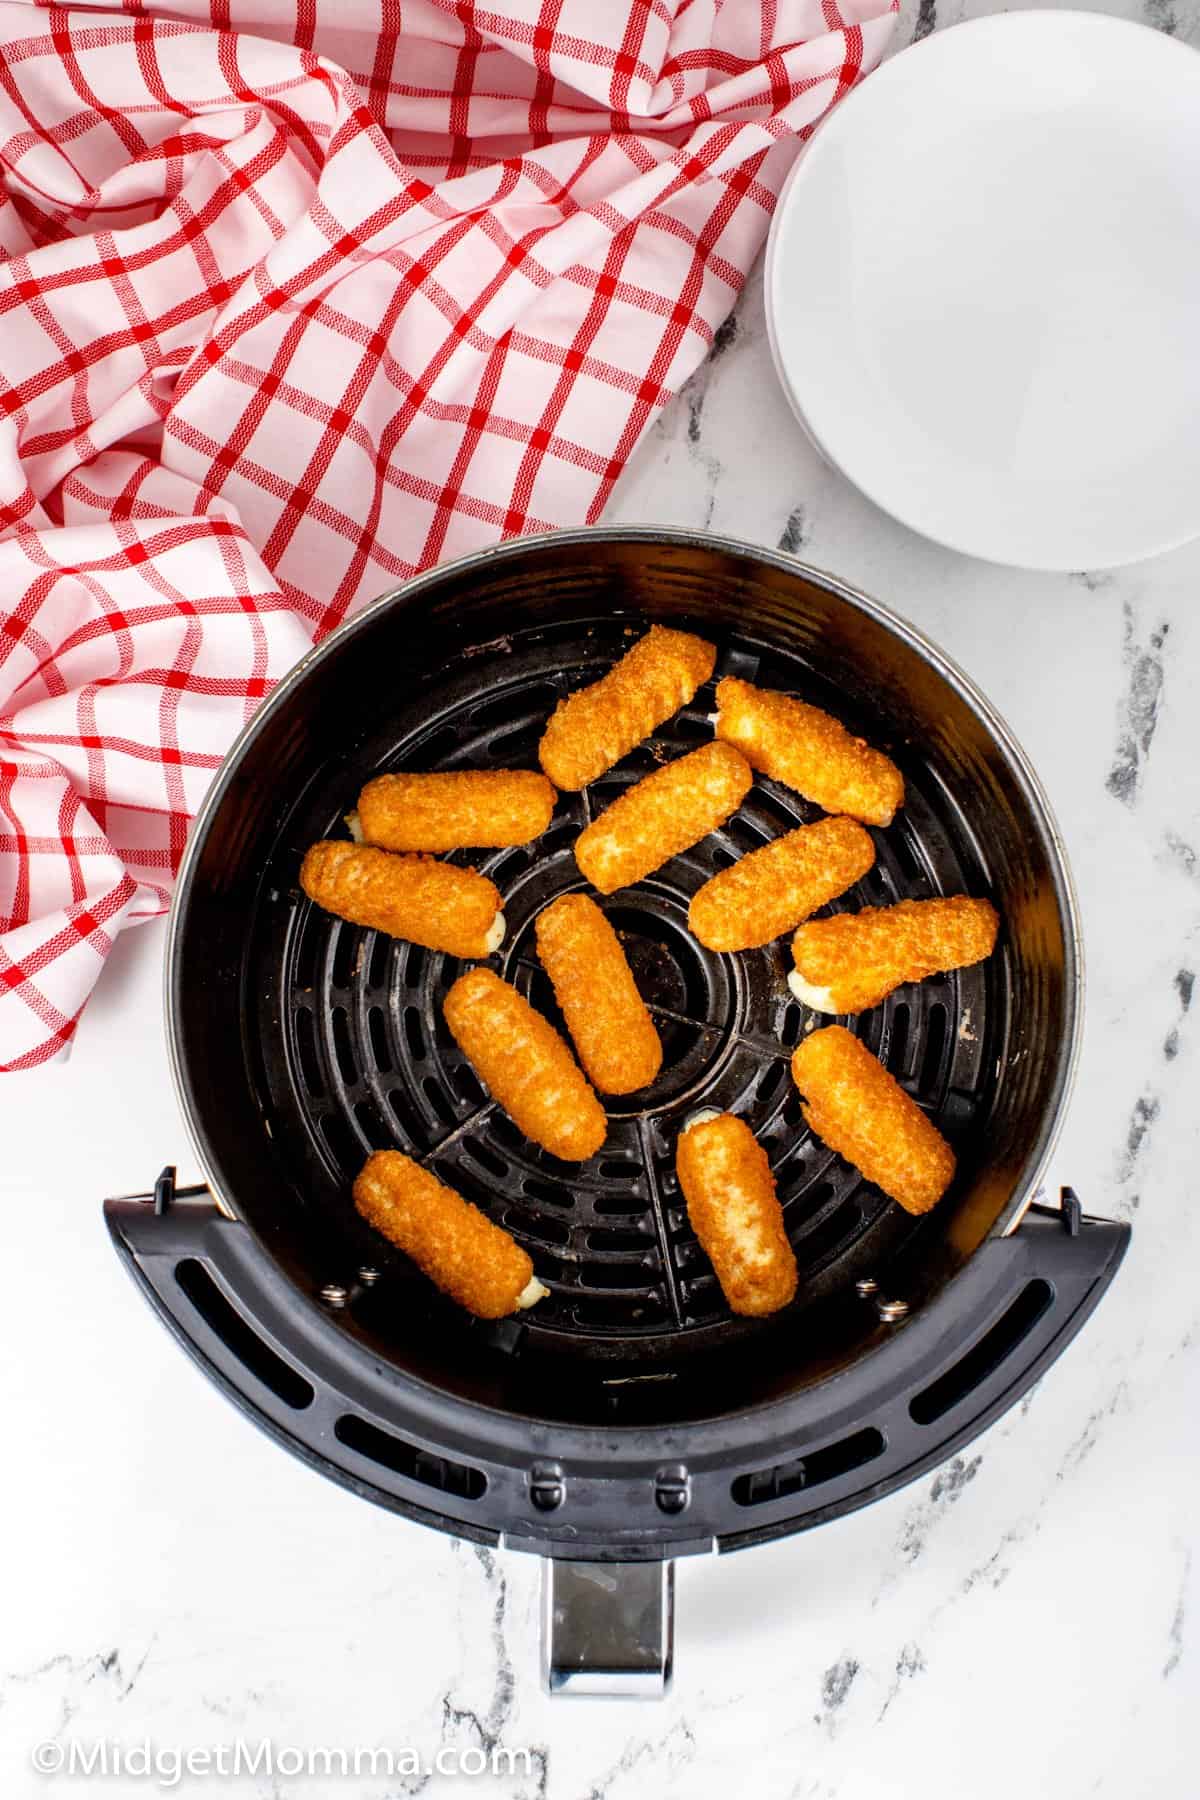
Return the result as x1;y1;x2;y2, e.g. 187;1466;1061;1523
3;4;1199;1794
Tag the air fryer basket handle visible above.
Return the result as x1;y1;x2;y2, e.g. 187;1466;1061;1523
541;1560;674;1698
104;1171;1128;1695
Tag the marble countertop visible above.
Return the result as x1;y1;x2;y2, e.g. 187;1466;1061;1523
4;3;1199;1793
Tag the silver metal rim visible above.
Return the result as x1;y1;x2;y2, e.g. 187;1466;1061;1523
164;524;1083;1239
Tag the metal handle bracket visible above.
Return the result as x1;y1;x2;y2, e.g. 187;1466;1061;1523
541;1560;674;1699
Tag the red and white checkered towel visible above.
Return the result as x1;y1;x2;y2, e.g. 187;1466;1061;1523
0;0;894;1070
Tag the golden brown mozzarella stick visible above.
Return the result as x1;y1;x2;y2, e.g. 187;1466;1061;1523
688;816;875;952
790;896;999;1014
791;1025;954;1215
352;770;556;854
575;741;752;895
715;677;904;827
300;841;503;958
676;1112;797;1317
353;1150;547;1319
443;968;606;1161
539;624;716;790
534;893;662;1095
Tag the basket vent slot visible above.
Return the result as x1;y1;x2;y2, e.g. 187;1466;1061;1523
919;1001;949;1093
887;1001;911;1072
335;1415;486;1500
731;1426;885;1507
909;1279;1053;1425
175;1260;314;1411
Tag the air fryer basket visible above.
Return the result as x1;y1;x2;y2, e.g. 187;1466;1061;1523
105;529;1126;1692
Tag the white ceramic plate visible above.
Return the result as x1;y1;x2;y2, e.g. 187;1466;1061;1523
765;12;1200;570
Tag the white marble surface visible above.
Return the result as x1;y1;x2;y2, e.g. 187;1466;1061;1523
4;4;1200;1793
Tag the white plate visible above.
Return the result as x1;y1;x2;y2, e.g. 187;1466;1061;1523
765;12;1200;570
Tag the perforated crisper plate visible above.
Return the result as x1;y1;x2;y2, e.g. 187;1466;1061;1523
248;615;1000;1364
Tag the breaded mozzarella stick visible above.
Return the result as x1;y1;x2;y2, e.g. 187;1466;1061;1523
715;677;904;826
353;1150;547;1318
539;624;716;790
443;968;606;1161
300;841;504;958
790;896;999;1014
534;893;662;1094
574;741;752;894
353;770;555;853
676;1112;797;1316
791;1025;955;1215
688;816;875;951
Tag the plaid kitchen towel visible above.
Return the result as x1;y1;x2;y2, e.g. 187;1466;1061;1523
0;0;895;1070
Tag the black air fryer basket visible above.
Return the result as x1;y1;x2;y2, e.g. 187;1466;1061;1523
106;528;1128;1695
